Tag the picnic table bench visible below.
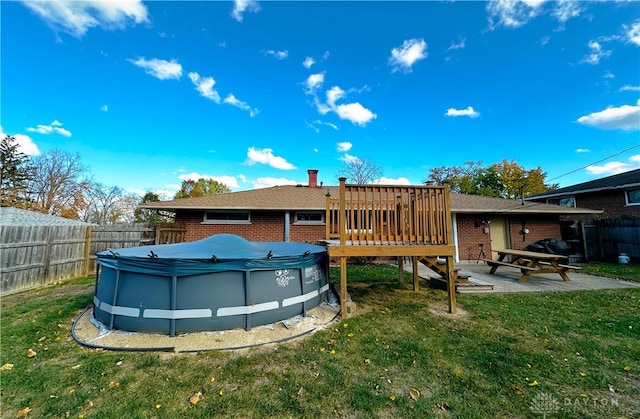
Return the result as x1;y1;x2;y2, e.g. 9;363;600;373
482;249;581;282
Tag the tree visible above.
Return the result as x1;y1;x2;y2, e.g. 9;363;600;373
338;157;383;184
27;149;91;217
134;191;174;223
427;159;557;199
81;182;140;224
0;135;33;208
174;178;231;199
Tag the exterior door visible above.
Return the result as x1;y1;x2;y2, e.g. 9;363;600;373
489;217;509;259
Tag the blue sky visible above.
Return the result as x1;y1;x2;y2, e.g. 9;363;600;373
2;1;639;197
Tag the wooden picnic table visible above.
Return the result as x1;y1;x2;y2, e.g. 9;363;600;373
482;249;581;282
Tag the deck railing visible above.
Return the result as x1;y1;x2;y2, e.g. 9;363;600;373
326;178;452;246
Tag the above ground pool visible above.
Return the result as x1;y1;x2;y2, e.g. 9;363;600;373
93;234;329;336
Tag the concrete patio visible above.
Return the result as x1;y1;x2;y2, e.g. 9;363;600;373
405;260;640;293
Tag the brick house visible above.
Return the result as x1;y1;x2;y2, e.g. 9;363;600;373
140;170;600;262
526;168;640;220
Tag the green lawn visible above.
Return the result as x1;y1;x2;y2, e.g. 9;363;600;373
1;267;638;418
579;262;640;282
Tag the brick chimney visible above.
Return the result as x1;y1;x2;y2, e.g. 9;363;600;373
307;169;319;188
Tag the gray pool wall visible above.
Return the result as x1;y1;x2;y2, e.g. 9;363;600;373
93;234;329;336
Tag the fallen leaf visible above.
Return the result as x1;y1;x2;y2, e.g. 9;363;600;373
528;380;539;386
71;365;80;370
108;381;119;388
55;337;61;342
409;388;420;400
189;391;202;406
579;372;587;377
364;358;371;365
156;404;161;409
218;390;223;396
16;407;31;418
210;377;215;383
511;385;524;395
116;361;123;366
1;363;14;371
436;402;450;411
26;349;36;358
38;336;46;342
347;333;354;337
297;387;304;396
624;366;631;371
389;395;396;401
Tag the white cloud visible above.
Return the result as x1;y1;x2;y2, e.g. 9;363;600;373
335;103;377;126
177;172;240;189
322;51;330;60
303;57;315;69
306;120;338;133
305;72;325;93
581;41;612;65
625;19;640;46
224;94;259;117
21;0;148;37
586;155;640;176
388;38;427;73
26;120;72;137
54;127;72;137
309;83;376;126
252;177;298;189
337;142;352;152
100;105;108;112
340;153;360;163
238;174;247;183
486;0;545;29
326;86;345;108
575;148;590;153
264;49;288;60
445;106;480;118
231;0;260;22
245;147;295;170
603;70;615;79
552;0;582;24
0;126;40;156
446;37;466;52
188;72;220;103
129;57;182;80
620;85;640;92
373;177;412;185
576;99;640;131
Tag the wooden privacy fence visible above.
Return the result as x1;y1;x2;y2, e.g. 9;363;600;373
1;224;91;295
583;218;640;262
1;222;186;295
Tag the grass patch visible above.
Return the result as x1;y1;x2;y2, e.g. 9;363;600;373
1;268;638;418
579;262;640;281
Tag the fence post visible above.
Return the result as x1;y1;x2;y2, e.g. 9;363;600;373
84;226;92;276
42;226;53;286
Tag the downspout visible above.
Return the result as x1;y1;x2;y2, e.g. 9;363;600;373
452;213;459;263
284;211;290;242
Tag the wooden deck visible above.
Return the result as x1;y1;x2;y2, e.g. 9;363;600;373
323;178;457;316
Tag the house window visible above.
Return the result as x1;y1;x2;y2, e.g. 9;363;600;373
547;196;576;208
625;188;640;206
294;211;324;224
203;211;250;224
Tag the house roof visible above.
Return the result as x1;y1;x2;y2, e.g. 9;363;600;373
138;185;600;215
527;168;640;200
0;207;93;226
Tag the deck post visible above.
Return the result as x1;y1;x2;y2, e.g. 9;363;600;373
412;256;419;291
340;256;348;316
443;182;457;314
397;256;404;284
339;178;348;317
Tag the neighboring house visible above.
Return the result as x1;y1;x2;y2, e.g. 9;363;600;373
139;170;600;262
526;168;640;220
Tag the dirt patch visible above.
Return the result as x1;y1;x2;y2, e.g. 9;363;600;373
72;303;340;353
